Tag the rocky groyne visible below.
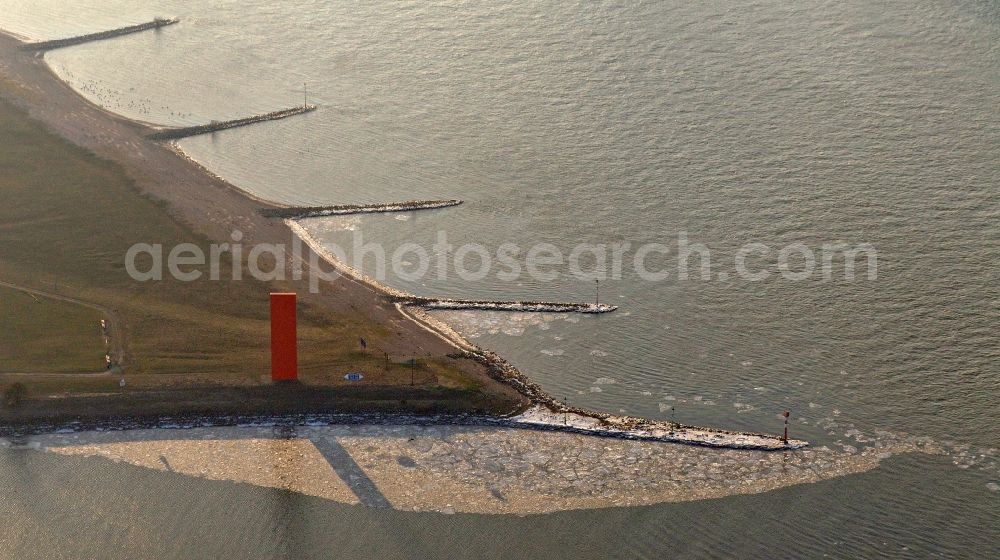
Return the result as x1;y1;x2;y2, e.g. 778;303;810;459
148;105;316;140
20;18;179;52
405;298;617;314
260;199;463;219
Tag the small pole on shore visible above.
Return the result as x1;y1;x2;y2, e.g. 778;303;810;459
410;358;416;386
595;279;599;306
303;82;307;109
564;397;569;426
782;410;790;443
385;352;390;374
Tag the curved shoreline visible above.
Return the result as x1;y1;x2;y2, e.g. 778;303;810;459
285;218;617;312
0;27;802;450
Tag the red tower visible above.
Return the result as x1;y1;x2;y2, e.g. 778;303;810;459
270;293;298;381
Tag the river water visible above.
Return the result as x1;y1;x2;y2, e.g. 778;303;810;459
0;0;997;557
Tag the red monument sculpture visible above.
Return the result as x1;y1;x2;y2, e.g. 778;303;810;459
270;292;298;381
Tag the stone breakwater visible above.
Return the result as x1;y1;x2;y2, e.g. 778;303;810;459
260;199;463;219
147;105;317;140
509;406;806;450
407;298;617;314
20;18;179;52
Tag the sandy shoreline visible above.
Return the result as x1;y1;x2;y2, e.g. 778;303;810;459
0;28;802;449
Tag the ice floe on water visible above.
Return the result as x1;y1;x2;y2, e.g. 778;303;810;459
734;402;757;413
504;370;999;487
428;311;586;339
541;349;565;356
15;420;988;515
302;215;362;233
5;399;998;516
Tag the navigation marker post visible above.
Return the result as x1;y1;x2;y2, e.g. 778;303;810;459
782;410;790;443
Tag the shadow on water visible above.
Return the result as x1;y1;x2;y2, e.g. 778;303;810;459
311;436;391;509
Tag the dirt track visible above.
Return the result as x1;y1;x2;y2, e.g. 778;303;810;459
0;280;124;375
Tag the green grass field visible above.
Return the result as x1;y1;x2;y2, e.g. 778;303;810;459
0;96;510;411
0;286;105;373
0;96;280;378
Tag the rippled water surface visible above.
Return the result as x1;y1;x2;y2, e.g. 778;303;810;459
1;0;998;557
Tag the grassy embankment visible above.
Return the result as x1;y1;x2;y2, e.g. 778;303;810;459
0;97;519;419
0;286;104;373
